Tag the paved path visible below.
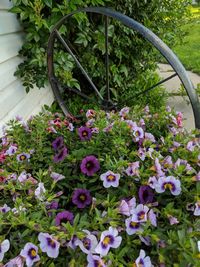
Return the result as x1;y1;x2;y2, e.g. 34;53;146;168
157;63;200;131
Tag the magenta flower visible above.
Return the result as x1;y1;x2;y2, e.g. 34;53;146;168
75;230;98;254
131;204;149;223
17;152;30;162
80;155;100;176
87;254;106;267
72;188;92;209
139;185;154;204
100;170;120;188
20;243;40;267
55;211;74;226
95;227;122;256
125;162;140;177
135;249;152;267
155;176;181;196
0;239;10;261
52;136;64;151
38;232;60;258
53;147;68;163
125;217;143;235
78;126;92;141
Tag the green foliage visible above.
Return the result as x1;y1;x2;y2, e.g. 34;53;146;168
10;0;191;106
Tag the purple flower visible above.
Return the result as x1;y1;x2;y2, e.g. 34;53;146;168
154;158;165;177
72;188;92;209
4;255;24;267
139;185;154;204
87;254;106;267
125;216;143;235
52;136;64;151
50;172;65;182
20;243;40;267
125;162;140;177
18;171;31;183
78;126;92;141
138;147;146;161
118;197;136;216
194;201;200;216
53;147;68;163
119;107;129;117
55;211;74;226
135;249;152;267
17;152;30;162
0;239;10;261
168;215;179;225
86;109;96;119
80;155;100;176
148;176;157;189
132;126;144;142
100;170;120;188
46;201;59;210
6;145;18;156
0;204;11;213
144;132;155;143
139;236;151;246
75;230;98;254
95;227;122;256
155;176;181;196
148;209;157;227
38;232;60;258
131;204;149;223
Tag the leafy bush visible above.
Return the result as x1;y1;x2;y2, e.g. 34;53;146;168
0;105;200;266
10;0;191;105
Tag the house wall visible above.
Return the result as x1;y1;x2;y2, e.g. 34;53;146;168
0;0;54;135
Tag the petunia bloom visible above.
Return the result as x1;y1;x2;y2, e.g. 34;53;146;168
53;147;68;163
0;239;10;261
38;232;60;258
75;230;98;254
55;211;74;226
154;176;181;196
52;136;64;151
125;216;143;235
87;253;106;267
78;126;92;141
20;243;40;267
100;170;120;188
17;153;30;162
72;189;92;209
95;227;122;256
135;249;152;267
138;185;154;204
80;155;100;176
131;204;149;223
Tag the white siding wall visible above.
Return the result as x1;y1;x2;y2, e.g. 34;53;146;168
0;0;54;134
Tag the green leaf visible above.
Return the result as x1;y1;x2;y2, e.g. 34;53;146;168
43;0;52;8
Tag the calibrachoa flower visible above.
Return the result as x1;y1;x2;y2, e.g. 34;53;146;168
87;254;106;267
35;182;46;201
86;109;96;119
194;201;200;216
52;136;64;151
4;255;24;267
95;227;122;256
154;158;165;177
17;152;30;162
72;188;92;208
125;162;140;177
125;216;143;235
6;144;17;155
53;147;68;163
80;155;100;176
131;204;149;223
0;239;10;261
55;211;74;226
78;126;92;141
148;176;157;189
18;171;31;183
119;107;129;118
148;209;157;227
154;176;181;196
50;172;65;182
119;197;136;216
139;185;154;204
20;243;40;267
168;215;179;225
0;204;11;213
75;230;98;254
100;170;120;188
135;249;152;267
38;233;60;258
132;126;144;142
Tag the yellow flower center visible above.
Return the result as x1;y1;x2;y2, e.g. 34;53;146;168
130;222;139;227
82;131;88;136
164;183;173;190
20;155;26;160
80;194;86;201
102;236;111;246
30;249;37;257
107;174;115;181
139;213;145;220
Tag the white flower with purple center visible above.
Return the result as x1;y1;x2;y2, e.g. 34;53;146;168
87;254;106;267
95;227;122;256
131;204;149;223
154;176;181;196
35;182;46;201
135;249;152;267
38;232;60;258
18;171;31;183
17;152;30;162
75;230;98;254
100;171;120;188
125;162;140;177
0;239;10;261
132;126;144;142
194;201;200;216
0;204;11;213
20;243;40;267
6;145;18;156
125;216;143;235
50;172;65;182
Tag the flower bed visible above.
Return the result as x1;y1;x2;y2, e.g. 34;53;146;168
0;105;199;266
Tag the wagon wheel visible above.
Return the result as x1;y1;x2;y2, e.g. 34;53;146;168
47;7;200;129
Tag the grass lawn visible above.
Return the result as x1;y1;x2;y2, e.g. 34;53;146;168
173;6;200;74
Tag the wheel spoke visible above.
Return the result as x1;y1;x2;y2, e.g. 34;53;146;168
105;15;110;101
55;29;103;100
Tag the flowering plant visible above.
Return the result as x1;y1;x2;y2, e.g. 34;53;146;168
0;105;199;266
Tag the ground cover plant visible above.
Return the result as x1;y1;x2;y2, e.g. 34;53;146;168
0;104;200;266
